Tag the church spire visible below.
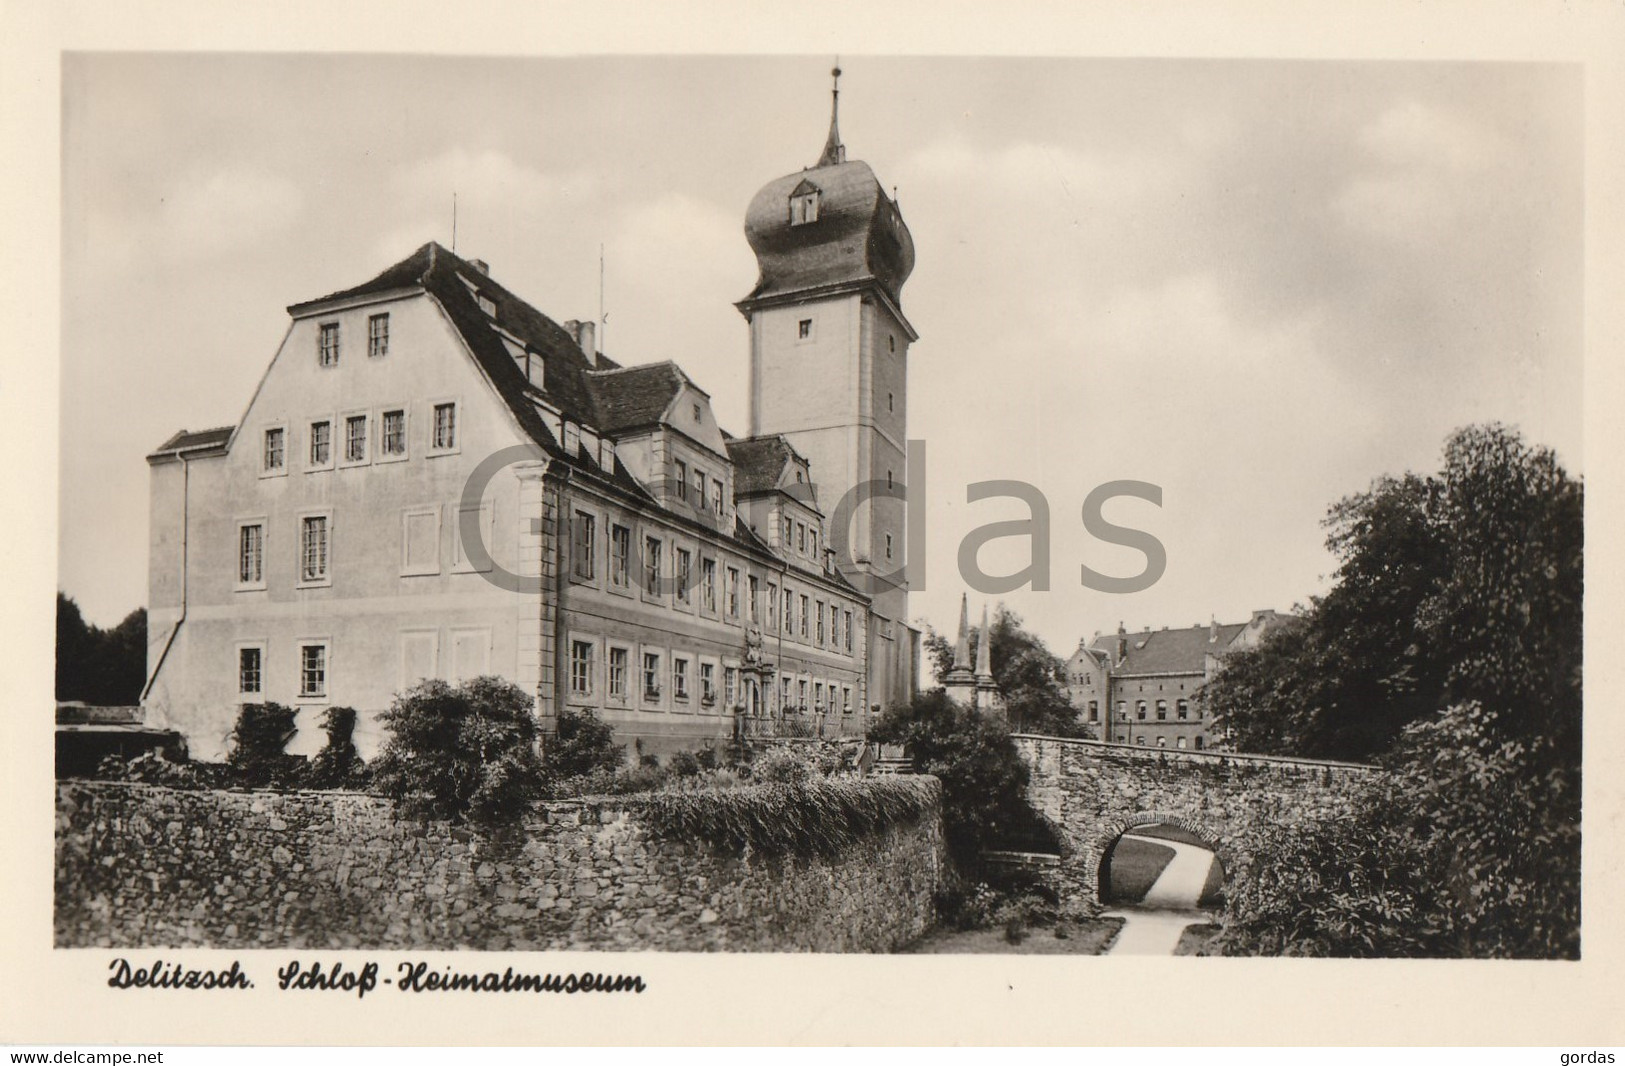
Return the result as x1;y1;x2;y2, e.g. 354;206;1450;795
975;605;994;681
817;62;846;167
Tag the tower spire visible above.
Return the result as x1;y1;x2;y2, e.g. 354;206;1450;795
975;605;994;681
817;61;846;167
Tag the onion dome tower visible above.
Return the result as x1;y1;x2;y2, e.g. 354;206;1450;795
737;65;919;712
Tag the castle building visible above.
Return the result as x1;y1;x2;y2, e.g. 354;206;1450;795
141;76;918;760
1065;611;1292;751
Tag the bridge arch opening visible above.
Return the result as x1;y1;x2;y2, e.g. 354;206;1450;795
1097;815;1226;909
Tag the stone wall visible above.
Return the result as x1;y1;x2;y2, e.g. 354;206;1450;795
1011;735;1378;908
55;779;944;952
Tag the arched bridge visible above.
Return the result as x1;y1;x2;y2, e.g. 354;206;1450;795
1006;734;1380;908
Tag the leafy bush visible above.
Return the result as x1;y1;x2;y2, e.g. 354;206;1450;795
228;702;301;787
637;776;939;858
370;677;546;826
305;706;368;790
752;745;814;785
542;707;624;781
869;689;1035;869
666;750;702;778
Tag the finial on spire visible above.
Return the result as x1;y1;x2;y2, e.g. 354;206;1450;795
817;60;846;167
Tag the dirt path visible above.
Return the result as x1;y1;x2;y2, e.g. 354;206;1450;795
1102;834;1218;956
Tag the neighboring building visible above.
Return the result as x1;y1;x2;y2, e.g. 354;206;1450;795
142;80;917;760
1066;611;1292;751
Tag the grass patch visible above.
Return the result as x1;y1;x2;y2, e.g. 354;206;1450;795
1174;922;1221;956
1104;836;1175;903
903;917;1125;955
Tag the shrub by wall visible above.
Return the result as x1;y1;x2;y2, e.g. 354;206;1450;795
55;777;944;953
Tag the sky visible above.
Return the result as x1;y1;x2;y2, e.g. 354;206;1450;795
59;54;1583;657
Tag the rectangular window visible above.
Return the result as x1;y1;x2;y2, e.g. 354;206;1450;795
815;601;825;644
767;582;778;624
300;515;330;583
783;587;794;633
300;643;327;698
1118;701;1128;720
711;478;724;515
885;533;894;560
830;609;840;650
701;558;717;611
1137;701;1147;721
675;548;692;604
238;523;264;586
692;468;706;503
814;682;824;710
842;686;852;714
799;594;809;638
310;420;332;467
845;609;854;653
724;666;738;707
572;510;596;579
798;679;808;709
797;318;812;339
608;647;629;700
726;567;740;617
1158;736;1167;748
1178;736;1188;749
781;676;792;709
797;523;807;553
345;414;368;463
381;409;406;457
675;460;688;500
782;515;793;546
700;662;716;705
570;640;594;697
1089;700;1100;722
368;313;389;358
645;536;662;594
1195;736;1205;750
673;657;689;700
318;322;340;366
1177;699;1189;720
238;646;262;695
1156;700;1168;721
262;427;285;473
642;652;662;699
610;524;631;588
432;402;457;451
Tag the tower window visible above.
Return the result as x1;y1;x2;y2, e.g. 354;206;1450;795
888;392;894;412
797;319;812;340
790;191;819;225
889;335;896;353
885;533;893;560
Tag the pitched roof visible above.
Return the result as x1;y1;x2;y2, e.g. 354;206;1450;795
147;426;233;458
1091;623;1249;675
726;434;804;496
584;362;687;435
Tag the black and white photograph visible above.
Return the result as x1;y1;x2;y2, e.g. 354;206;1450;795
6;0;1625;1051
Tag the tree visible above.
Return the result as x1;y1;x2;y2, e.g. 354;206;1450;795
922;605;1090;737
869;689;1038;868
56;594;148;706
1208;424;1582;957
540;707;625;782
370;676;547;826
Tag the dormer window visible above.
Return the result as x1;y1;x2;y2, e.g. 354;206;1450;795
789;182;820;226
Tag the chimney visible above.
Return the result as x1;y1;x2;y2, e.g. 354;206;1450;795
564;320;598;366
1115;621;1127;665
468;258;490;276
1209;616;1219;643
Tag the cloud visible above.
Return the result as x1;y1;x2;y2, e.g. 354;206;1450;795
157;166;304;260
906;135;1174;208
391;147;595;212
1332;101;1508;245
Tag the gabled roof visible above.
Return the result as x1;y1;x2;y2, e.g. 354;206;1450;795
726;434;807;496
147;426;233;459
584;362;688;435
1091;623;1249;675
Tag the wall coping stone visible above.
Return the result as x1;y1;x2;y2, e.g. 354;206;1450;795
1010;733;1380;772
